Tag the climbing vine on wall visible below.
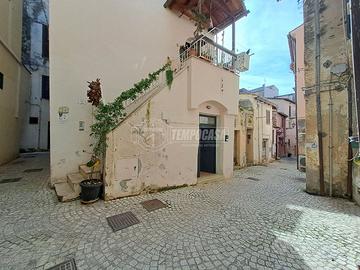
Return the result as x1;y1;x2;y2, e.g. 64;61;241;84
89;58;174;157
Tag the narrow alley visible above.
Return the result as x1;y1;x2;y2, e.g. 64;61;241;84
0;154;359;270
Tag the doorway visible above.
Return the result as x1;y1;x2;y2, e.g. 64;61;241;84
198;115;216;176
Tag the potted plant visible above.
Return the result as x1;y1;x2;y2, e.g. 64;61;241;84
189;48;197;57
80;156;103;203
80;79;104;204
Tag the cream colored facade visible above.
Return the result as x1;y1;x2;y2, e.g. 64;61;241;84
105;58;238;199
0;0;31;165
50;0;196;181
236;94;274;166
50;0;243;201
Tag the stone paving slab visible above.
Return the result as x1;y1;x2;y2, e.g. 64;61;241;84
0;154;359;269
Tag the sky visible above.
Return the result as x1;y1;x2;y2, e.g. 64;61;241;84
220;0;303;95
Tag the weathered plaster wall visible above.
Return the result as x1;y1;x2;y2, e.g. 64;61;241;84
239;94;273;165
234;108;252;168
105;58;238;200
304;0;351;197
50;0;196;181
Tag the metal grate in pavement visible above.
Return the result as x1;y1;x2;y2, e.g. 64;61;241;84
106;211;140;232
46;258;77;270
0;177;22;184
295;177;306;182
23;155;36;159
24;168;43;173
141;199;167;212
247;177;260;181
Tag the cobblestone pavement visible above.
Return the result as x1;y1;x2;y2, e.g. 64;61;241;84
0;154;360;270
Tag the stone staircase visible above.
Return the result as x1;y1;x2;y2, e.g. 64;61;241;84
53;60;190;203
54;164;101;202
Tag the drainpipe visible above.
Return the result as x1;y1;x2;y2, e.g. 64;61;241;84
25;100;42;149
347;76;353;198
257;102;261;164
328;79;334;197
314;0;326;195
292;35;300;170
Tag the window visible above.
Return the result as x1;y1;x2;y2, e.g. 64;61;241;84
42;75;49;99
0;72;3;89
289;106;292;117
42;24;49;58
29;117;39;124
266;110;270;125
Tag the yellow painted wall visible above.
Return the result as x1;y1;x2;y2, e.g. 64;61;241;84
0;0;31;164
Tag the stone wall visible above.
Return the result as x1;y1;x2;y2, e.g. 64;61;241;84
304;0;352;197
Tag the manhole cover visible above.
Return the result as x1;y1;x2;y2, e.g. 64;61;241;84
247;177;260;181
106;211;140;232
0;177;22;184
141;199;167;212
24;168;43;173
46;259;77;270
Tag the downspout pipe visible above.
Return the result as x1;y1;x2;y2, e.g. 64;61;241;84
314;0;326;195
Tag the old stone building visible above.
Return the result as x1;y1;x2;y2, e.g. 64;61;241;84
235;94;275;167
304;0;354;197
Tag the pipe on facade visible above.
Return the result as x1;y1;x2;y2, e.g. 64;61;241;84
257;102;261;164
328;79;334;197
314;0;326;195
347;77;353;198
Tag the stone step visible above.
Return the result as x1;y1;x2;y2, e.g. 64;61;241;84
79;164;101;179
67;172;86;194
197;174;225;185
54;182;79;202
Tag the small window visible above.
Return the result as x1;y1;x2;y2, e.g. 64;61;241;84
0;72;3;89
29;117;39;124
266;110;270;125
42;24;49;58
289;106;291;117
42;75;49;99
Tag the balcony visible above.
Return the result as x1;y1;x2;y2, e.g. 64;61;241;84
178;35;250;75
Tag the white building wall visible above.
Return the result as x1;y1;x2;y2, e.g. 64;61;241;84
21;0;49;151
50;0;196;180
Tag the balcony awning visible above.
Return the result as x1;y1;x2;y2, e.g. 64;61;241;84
164;0;248;31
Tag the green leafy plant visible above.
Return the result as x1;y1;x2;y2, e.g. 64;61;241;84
192;9;210;37
89;58;174;158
